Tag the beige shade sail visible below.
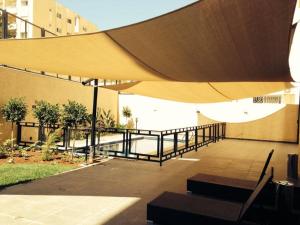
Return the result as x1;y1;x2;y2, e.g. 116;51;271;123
107;0;297;82
105;81;293;103
0;0;297;82
0;66;292;103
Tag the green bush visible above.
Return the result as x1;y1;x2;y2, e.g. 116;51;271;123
0;144;8;159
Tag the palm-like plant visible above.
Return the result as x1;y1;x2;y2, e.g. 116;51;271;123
41;128;62;161
122;106;132;127
100;109;115;128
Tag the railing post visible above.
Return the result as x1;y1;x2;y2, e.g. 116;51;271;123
16;122;22;145
160;134;164;166
185;131;189;148
41;28;45;37
209;126;211;141
195;128;198;151
24;21;27;38
174;133;178;153
217;123;220;141
125;129;129;157
202;127;205;143
214;124;217;143
2;9;8;39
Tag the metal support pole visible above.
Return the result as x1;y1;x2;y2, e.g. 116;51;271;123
297;90;300;144
89;79;98;162
2;10;8;39
85;133;89;163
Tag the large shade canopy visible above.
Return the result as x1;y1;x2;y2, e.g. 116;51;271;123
0;0;297;82
0;66;292;103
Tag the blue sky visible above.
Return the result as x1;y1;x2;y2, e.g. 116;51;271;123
58;0;196;30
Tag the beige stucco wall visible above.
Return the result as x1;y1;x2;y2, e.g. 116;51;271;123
198;104;299;143
33;0;98;37
0;70;118;143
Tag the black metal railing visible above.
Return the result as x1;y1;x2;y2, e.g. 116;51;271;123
0;8;56;39
17;122;226;166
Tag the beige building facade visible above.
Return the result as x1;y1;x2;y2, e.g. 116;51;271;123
0;0;98;38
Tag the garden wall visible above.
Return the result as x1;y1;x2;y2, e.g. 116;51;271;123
197;104;299;143
0;70;119;143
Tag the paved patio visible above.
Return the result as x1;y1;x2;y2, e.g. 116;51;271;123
0;139;299;225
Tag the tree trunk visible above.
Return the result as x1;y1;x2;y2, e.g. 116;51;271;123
88;145;94;164
71;128;75;162
11;122;14;149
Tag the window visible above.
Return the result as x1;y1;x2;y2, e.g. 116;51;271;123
67;18;72;24
253;95;282;104
56;13;62;19
75;16;80;32
56;28;62;33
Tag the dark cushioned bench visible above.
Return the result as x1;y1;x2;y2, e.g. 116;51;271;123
147;168;273;225
187;149;274;202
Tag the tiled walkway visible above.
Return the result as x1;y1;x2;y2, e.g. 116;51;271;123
0;139;298;225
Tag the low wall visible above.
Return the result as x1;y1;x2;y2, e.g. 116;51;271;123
198;104;299;143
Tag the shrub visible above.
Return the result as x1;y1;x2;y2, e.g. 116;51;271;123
0;144;8;159
127;118;135;129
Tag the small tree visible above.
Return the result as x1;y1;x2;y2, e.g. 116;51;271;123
45;103;60;130
33;101;60;142
61;100;88;160
122;106;132;127
32;100;49;142
1;97;27;150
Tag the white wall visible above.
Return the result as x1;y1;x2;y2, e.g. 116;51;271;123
119;94;198;130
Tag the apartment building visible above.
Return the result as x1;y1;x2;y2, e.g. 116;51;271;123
0;0;98;38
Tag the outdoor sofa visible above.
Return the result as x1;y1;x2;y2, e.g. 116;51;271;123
187;149;274;202
147;168;274;225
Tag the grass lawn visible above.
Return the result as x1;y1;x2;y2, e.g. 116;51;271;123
0;164;77;187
